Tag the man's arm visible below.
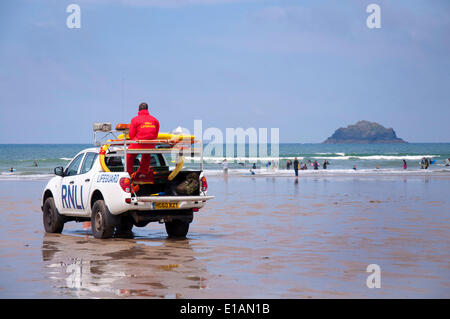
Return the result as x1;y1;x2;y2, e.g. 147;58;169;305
155;118;160;135
129;118;137;140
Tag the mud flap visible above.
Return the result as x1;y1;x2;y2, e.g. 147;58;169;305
104;204;122;227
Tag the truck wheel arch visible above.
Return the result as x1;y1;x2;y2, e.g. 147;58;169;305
90;190;104;209
43;189;53;205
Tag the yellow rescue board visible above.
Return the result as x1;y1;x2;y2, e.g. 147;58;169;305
117;132;195;141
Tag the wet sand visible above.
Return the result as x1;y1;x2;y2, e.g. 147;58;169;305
0;175;449;298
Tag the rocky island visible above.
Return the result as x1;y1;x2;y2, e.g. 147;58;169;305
323;120;407;144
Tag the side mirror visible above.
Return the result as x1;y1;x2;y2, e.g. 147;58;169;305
54;166;64;177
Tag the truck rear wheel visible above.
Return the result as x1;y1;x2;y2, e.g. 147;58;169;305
115;216;134;238
43;197;64;233
165;220;190;238
91;200;114;239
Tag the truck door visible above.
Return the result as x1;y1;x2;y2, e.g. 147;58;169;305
77;152;98;212
60;153;85;215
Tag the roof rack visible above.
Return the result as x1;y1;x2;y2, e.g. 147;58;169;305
93;123;204;170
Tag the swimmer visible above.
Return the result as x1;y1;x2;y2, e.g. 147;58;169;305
313;160;319;170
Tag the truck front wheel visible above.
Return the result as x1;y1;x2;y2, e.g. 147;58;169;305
165;220;190;238
91;200;114;239
43;197;64;233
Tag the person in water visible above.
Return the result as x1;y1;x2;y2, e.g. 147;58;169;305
126;102;160;178
353;165;357;170
402;159;407;170
293;157;299;177
322;160;329;169
313;160;319;170
286;159;292;170
33;160;38;167
252;163;257;170
424;158;429;169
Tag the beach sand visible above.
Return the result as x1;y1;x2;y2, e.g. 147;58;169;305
0;175;449;298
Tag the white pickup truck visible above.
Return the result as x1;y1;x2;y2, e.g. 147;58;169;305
41;125;214;239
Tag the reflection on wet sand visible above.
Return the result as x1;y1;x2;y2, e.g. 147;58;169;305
41;233;208;298
0;177;449;298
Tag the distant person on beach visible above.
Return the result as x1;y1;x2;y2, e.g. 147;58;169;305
249;168;255;175
353;165;357;170
10;167;15;172
445;158;450;167
403;160;407;170
33;160;38;167
322;160;329;169
293;157;299;177
252;163;256;170
222;159;228;174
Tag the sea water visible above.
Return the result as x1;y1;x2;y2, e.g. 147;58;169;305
0;143;449;180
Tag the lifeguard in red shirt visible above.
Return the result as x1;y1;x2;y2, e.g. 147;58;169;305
127;102;160;179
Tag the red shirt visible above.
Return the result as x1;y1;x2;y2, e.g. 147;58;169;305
129;109;160;141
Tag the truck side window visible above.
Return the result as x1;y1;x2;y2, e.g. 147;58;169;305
65;153;84;176
150;154;160;166
80;152;98;174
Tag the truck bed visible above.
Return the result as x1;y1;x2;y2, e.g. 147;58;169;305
135;170;202;197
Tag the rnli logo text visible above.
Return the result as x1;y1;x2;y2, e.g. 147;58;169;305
62;185;84;209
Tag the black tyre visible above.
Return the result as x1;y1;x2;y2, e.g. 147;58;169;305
91;200;114;239
165;220;190;238
115;216;134;238
43;197;65;233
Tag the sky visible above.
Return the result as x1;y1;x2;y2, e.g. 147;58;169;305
0;0;449;143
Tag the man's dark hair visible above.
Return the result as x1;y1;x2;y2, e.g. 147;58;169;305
139;102;148;110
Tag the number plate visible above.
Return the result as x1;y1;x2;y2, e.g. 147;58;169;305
153;202;179;209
